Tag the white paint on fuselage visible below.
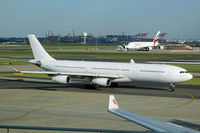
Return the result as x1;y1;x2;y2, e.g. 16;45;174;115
125;42;154;50
40;60;193;84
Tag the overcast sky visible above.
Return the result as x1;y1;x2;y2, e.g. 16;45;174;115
0;0;199;39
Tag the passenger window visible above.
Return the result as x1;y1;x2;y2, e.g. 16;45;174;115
180;71;188;73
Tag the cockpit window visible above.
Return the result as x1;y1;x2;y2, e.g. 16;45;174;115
180;71;188;73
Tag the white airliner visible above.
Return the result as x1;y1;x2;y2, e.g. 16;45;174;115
108;95;200;133
119;31;163;51
10;34;192;92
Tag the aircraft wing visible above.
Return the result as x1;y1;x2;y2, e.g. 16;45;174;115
108;95;200;133
9;66;121;79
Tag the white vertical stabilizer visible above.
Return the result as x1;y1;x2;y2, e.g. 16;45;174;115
109;95;119;110
28;34;55;61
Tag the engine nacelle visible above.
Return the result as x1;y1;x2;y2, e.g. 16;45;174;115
159;46;164;49
147;47;152;51
52;75;71;84
92;78;111;86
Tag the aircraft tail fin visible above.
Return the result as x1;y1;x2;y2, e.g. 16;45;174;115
153;31;160;46
28;34;55;61
108;95;119;110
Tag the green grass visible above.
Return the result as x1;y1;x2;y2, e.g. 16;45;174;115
1;51;198;59
50;52;200;60
0;73;50;79
0;59;29;65
178;77;200;85
0;43;117;50
171;64;200;72
43;45;117;50
0;51;33;57
1;43;200;60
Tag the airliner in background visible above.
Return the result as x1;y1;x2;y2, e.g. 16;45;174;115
10;34;192;92
108;95;200;133
119;31;164;51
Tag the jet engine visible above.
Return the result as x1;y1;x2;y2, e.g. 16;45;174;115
52;75;71;84
159;46;164;49
147;47;152;51
118;45;127;51
92;78;111;86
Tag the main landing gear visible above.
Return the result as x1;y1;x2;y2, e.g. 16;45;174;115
85;84;100;90
110;83;118;88
169;83;175;92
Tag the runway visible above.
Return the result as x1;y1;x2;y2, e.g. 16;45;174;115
1;46;200;55
0;77;200;99
48;49;200;55
0;76;200;133
0;63;200;132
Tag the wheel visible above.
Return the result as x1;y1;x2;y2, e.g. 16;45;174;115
110;82;118;88
169;87;175;92
85;84;100;90
169;83;175;92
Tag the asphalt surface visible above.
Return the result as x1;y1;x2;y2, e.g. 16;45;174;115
0;78;199;99
48;49;200;55
0;50;200;132
1;56;200;65
1;47;199;55
0;77;200;133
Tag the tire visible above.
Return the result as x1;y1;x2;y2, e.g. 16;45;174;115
110;83;118;88
169;83;175;92
169;87;175;92
85;84;100;90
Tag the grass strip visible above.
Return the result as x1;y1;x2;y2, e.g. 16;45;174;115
170;64;200;72
1;51;200;59
177;77;200;85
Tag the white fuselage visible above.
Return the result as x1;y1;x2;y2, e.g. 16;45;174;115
125;42;155;50
40;60;192;84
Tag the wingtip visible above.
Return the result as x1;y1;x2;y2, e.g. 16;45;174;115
108;95;119;110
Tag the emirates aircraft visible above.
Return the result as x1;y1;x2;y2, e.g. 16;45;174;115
119;31;163;51
10;34;192;92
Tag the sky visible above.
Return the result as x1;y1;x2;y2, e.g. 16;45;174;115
0;0;199;39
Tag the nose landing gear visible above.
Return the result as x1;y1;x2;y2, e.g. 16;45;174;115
169;83;175;92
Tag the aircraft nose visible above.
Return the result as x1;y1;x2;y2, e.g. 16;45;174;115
187;73;193;81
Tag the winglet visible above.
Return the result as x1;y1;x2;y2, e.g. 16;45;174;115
9;66;20;73
108;95;119;110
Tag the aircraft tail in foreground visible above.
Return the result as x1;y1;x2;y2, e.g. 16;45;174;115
108;95;199;133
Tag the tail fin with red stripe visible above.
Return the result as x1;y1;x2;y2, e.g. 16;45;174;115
153;31;160;46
